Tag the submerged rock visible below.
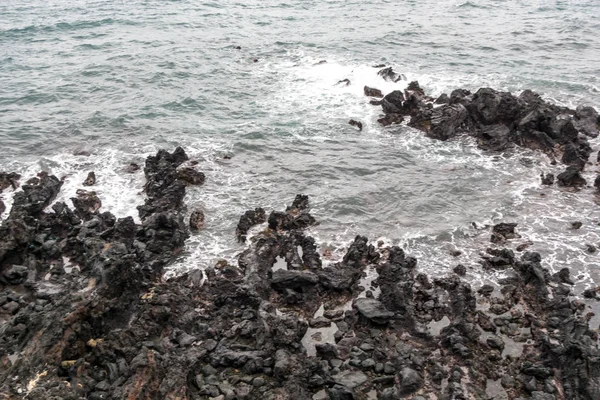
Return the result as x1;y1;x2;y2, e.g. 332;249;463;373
364;86;383;98
83;171;96;186
377;67;405;83
348;119;363;131
189;209;205;231
491;222;520;244
557;166;587;187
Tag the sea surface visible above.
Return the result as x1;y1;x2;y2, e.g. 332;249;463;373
1;0;600;291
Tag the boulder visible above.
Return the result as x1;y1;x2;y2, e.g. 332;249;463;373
0;172;20;192
573;105;600;138
83;171;96;186
236;208;266;242
270;270;319;289
556;166;587;187
491;222;520;244
541;173;554;185
377;67;405;83
189;210;205;231
381;90;406;115
177;166;205;185
71;189;102;220
364;86;383;98
348;119;363;131
1;265;29;285
419;103;468;141
354;298;394;324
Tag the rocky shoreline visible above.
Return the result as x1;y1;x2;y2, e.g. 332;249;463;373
367;68;600;191
1;91;600;399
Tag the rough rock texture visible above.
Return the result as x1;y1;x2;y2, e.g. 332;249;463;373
1;148;600;400
377;84;599;171
236;207;266;242
363;86;383;98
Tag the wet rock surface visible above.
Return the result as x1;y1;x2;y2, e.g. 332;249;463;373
1;147;600;400
377;85;599;173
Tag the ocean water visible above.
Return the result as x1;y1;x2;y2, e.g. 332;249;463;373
1;0;599;290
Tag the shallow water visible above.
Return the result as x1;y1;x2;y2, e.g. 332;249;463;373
1;0;599;290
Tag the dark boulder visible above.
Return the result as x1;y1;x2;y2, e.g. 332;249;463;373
399;367;424;394
541;173;555;186
364;86;383;98
491;222;519;244
556;166;587;187
83;171;96;186
176;166;205;185
377;113;404;127
71;189;102;220
10;172;62;218
189;209;205;231
435;93;450;104
1;265;29;285
477;124;511;151
0;172;20;192
573;105;600;138
348;119;363;131
267;195;316;231
236;208;266;242
449;89;472;106
412;103;468;141
467;88;523;127
138;147;188;219
271;269;319;289
377;67;405;83
405;81;425;97
354;298;394;324
381;90;406;115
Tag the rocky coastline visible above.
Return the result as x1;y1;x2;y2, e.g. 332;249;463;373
1;83;600;399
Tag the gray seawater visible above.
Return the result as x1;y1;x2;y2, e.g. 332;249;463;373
1;0;600;290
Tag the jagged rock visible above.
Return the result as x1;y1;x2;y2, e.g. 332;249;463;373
10;172;62;218
348;119;363;131
399;367;424;394
381;90;406;115
491;222;520;244
71;189;102;220
267;195;316;231
125;163;140;173
83;171;96;186
0;172;20;192
435;93;450;104
364;86;383;98
377;113;404;127
1;265;28;285
236;207;266;242
190;209;205;231
423;103;468;141
271;269;319;289
354;298;394;324
333;370;368;389
573;105;600;138
377;67;405;83
177;166;205;185
541;173;555;185
406;81;425;97
557;166;587;187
